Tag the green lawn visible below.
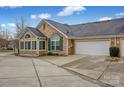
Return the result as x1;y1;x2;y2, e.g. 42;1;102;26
0;49;14;52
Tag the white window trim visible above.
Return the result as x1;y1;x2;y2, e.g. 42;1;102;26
24;32;32;40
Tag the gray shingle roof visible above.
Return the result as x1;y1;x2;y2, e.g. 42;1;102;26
26;27;46;37
43;19;71;35
43;18;124;37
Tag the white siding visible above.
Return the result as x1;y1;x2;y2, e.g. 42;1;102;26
121;40;124;56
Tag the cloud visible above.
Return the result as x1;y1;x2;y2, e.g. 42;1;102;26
0;24;6;28
57;6;86;16
30;13;51;19
98;17;112;21
31;15;37;19
115;12;124;16
38;14;51;19
8;23;16;27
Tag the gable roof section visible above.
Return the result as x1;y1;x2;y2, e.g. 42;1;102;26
70;18;124;37
37;19;71;37
44;19;71;35
37;18;124;38
27;27;46;37
18;27;46;39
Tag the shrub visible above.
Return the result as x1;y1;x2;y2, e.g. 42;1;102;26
109;46;119;57
48;52;59;56
48;52;53;56
7;48;13;50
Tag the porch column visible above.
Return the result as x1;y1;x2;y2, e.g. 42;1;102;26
46;39;48;51
65;39;69;56
30;40;33;55
24;40;25;51
37;39;39;56
18;40;20;54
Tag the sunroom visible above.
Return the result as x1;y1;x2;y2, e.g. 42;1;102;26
19;27;47;56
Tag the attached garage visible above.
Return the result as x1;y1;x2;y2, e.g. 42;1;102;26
75;40;110;56
121;39;124;56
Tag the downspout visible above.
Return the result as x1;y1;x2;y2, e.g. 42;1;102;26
115;35;117;46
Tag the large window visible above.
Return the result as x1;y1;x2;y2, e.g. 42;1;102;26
50;35;60;51
39;41;45;50
20;42;24;49
32;41;36;50
25;41;31;49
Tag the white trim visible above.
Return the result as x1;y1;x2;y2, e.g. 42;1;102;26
43;20;68;39
66;39;69;55
69;35;124;40
24;32;31;39
18;28;39;39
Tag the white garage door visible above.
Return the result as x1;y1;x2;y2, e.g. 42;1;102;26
121;40;124;56
75;40;110;56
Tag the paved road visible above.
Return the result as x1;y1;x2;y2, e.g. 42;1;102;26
0;52;100;87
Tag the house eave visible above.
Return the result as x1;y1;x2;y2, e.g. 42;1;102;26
68;34;124;40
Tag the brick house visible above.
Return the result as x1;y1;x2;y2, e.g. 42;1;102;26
18;18;124;56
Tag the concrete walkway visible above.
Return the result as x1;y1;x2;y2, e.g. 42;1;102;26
40;55;87;66
0;53;100;87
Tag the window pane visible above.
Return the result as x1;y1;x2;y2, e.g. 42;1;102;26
51;46;55;50
25;41;28;49
43;41;45;49
25;41;30;49
32;41;36;50
56;46;60;50
56;41;60;46
39;41;45;49
28;41;31;49
51;41;55;46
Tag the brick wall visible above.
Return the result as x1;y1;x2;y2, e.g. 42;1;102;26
38;22;68;55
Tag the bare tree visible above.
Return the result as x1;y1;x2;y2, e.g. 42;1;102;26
0;26;8;39
15;17;27;55
15;17;27;38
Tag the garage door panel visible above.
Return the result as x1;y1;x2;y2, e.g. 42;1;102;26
121;40;124;56
75;41;110;56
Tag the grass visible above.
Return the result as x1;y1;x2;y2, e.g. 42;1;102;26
0;49;14;52
105;56;121;62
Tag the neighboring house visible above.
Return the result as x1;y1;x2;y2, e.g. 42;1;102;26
8;40;17;49
18;18;124;56
0;38;8;49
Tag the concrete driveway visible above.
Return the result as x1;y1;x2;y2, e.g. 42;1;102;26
61;56;124;87
0;53;100;87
